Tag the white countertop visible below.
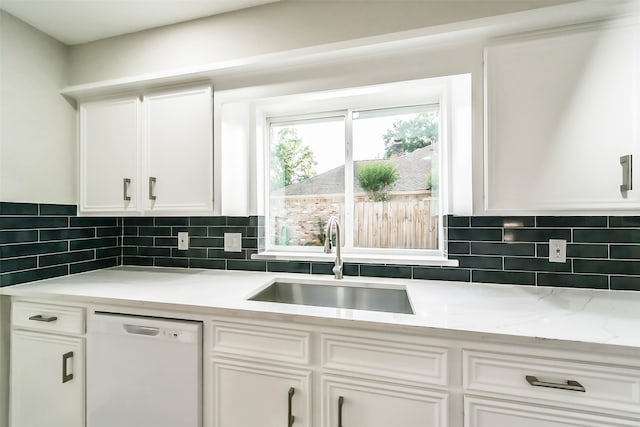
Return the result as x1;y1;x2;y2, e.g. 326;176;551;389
2;266;640;353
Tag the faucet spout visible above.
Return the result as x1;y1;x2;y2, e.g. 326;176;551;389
324;216;343;279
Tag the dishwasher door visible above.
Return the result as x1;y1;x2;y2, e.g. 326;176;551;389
87;313;202;427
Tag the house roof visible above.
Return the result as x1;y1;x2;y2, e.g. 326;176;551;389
281;146;434;196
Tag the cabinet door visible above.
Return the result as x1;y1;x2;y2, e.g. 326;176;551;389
80;98;140;214
10;330;83;427
143;87;213;214
485;22;640;212
465;397;640;427
322;376;448;427
212;360;311;427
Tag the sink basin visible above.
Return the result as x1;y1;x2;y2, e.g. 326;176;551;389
248;280;414;315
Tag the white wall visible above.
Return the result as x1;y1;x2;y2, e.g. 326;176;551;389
0;11;76;204
67;0;572;85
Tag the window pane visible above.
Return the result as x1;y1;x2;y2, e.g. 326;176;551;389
269;118;345;248
352;106;439;249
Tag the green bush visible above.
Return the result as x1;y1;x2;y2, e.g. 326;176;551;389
357;161;399;202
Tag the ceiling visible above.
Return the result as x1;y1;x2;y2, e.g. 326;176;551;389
0;0;281;45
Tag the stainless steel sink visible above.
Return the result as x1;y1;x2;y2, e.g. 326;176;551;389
248;280;414;315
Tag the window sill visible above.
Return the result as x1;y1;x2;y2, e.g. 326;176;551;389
251;251;459;267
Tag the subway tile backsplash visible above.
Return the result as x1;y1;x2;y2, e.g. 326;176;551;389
1;203;639;291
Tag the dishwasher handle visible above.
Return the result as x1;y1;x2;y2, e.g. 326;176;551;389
123;324;161;336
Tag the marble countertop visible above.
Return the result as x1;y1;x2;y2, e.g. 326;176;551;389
2;266;640;352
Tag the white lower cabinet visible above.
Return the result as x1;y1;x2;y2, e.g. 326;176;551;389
10;302;85;427
322;376;448;427
465;397;640;427
212;360;312;427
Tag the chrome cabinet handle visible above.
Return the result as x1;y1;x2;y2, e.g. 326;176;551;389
29;314;58;322
149;176;157;201
288;387;295;427
620;155;633;192
62;351;74;383
526;375;585;392
338;396;344;427
123;178;131;201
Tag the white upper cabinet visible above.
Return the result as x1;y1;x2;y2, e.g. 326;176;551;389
80;98;140;214
484;20;640;212
79;86;213;216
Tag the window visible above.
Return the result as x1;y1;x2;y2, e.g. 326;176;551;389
266;103;442;256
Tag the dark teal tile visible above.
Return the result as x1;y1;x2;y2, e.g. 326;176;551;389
122;247;138;256
447;216;469;227
267;261;311;274
123;227;138;235
40;228;95;241
0;230;38;244
154;237;178;247
207;249;244;259
574;259;640;275
138;247;171;257
574;229;640;243
96;227;120;237
70;237;117;251
227;260;265;271
1;241;68;258
610;276;640;291
227;217;250;226
208;226;244;237
610;245;640;260
360;264;411;279
471;216;534;227
536;216;607;228
171;248;207;258
609;216;640;228
70;257;117;274
1;265;68;286
122;256;153;266
154;257;188;268
70;217;117;227
0;202;38;216
448;242;470;255
471;242;534;256
413;267;470;282
537;273;608;289
448;228;502;241
123;236;153;246
96;247;121;258
39;250;94;267
0;256;37;273
190;259;225;270
171;226;208;237
504;257;571;273
0;216;68;229
450;255;502;270
39;204;76;216
190;237;223;248
190;217;226;226
242;238;257;249
472;270;535;285
343;264;360;276
310;262;335;275
123;217;154;226
139;227;171;236
503;228;571;242
537;243;609;259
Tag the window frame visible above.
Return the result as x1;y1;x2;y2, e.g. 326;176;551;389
264;102;445;258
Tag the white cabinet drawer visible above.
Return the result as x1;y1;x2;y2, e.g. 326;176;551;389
322;331;448;387
463;350;640;416
465;396;640;427
12;302;85;335
211;318;311;365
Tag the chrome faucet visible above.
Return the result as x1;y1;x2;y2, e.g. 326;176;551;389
323;216;343;279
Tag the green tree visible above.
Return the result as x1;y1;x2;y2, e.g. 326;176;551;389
383;111;438;158
271;128;316;189
357;161;399;202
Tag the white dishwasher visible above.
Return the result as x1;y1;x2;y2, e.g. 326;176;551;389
87;312;202;427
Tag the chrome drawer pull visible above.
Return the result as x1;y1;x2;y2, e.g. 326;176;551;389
149;176;157;201
62;351;74;383
338;396;344;427
288;387;295;427
123;177;132;201
29;314;58;322
526;375;585;392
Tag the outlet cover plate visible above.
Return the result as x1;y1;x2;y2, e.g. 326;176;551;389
549;239;567;263
224;232;242;252
177;232;189;250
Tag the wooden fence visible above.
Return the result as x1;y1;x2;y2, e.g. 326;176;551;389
271;193;439;249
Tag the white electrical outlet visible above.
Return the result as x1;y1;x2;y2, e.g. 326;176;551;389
177;232;189;250
224;232;242;252
549;239;567;263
